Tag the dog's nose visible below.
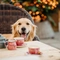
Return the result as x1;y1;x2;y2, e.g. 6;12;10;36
21;27;26;31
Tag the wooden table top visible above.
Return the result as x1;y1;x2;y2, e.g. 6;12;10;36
0;41;60;60
2;34;12;39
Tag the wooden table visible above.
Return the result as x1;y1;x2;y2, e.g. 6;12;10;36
2;34;12;39
0;41;60;60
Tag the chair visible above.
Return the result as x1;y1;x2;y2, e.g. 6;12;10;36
0;4;40;41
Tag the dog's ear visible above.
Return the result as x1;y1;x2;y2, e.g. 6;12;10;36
11;23;20;37
11;23;17;34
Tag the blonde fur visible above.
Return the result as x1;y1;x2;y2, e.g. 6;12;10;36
11;18;36;41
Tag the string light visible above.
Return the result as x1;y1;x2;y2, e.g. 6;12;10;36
10;0;59;23
35;15;41;22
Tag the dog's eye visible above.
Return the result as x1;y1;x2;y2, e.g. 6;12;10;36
18;23;21;25
26;23;29;25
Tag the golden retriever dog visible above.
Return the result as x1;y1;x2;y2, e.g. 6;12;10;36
11;18;36;41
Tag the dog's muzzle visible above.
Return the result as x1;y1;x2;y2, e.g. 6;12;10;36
18;31;30;39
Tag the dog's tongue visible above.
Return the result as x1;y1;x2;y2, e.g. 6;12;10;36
21;34;26;39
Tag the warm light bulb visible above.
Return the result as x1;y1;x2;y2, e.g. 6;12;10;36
51;6;54;10
36;11;40;15
49;1;52;5
33;12;35;15
35;15;41;22
19;5;22;8
29;11;32;14
36;4;39;7
34;1;37;4
56;2;58;5
42;5;45;8
52;3;56;7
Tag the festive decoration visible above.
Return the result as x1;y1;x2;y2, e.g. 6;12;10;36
2;0;59;25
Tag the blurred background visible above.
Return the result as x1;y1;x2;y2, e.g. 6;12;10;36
0;0;60;49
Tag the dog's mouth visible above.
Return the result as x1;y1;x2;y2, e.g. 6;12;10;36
19;32;29;38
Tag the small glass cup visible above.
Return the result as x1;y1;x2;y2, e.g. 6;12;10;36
28;46;40;54
6;40;17;50
14;37;24;46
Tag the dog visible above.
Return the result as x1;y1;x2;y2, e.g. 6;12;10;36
11;18;36;41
